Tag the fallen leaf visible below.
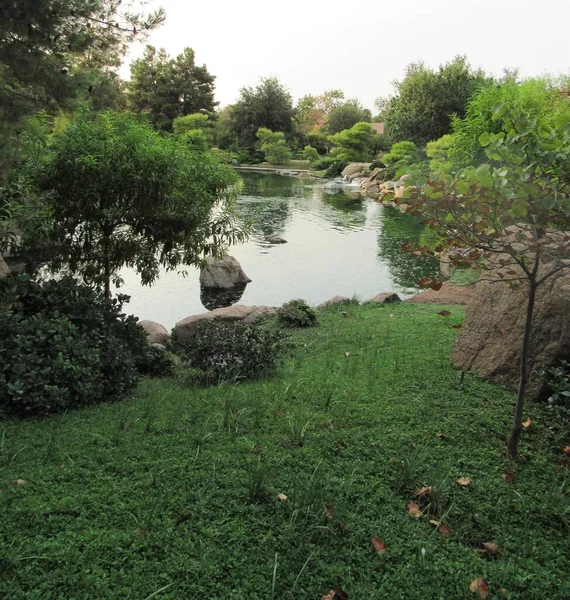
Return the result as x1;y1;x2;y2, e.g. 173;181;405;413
338;521;347;532
436;433;447;440
429;519;440;527
439;524;452;537
321;587;348;600
457;477;471;487
323;421;331;429
277;493;288;502
335;440;347;448
324;503;334;521
429;279;443;291
389;455;400;463
135;528;147;537
563;446;570;456
418;277;431;289
438;310;451;317
469;578;490;599
413;486;434;498
482;542;499;554
408;502;423;518
370;537;386;553
502;471;515;483
13;479;28;487
522;417;532;429
344;352;350;357
451;324;463;329
250;444;261;454
389;313;394;318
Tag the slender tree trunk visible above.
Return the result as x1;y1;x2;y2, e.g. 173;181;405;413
507;279;537;460
103;233;111;299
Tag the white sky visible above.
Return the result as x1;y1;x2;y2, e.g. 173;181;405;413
121;0;570;110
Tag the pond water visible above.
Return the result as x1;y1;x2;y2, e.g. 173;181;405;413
115;172;439;329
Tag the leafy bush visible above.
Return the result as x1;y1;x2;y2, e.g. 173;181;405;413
276;299;318;328
381;141;423;180
538;360;570;414
136;345;177;378
311;156;336;171
324;160;348;179
302;145;320;164
178;319;292;383
0;275;150;415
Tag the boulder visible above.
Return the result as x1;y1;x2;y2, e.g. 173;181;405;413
369;167;382;181
367;292;402;304
341;163;371;178
173;305;277;344
452;236;570;397
384;181;395;190
318;295;352;308
200;256;251;289
265;235;287;244
348;171;365;182
0;256;9;277
363;181;380;197
323;181;340;192
139;320;171;345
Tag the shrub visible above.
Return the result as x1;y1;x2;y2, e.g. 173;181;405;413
302;145;320;164
276;299;317;328
0;275;149;415
324;160;348;179
178;319;292;383
136;345;177;378
538;360;570;414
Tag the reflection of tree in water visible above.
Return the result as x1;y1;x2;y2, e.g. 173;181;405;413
378;205;439;290
319;192;367;230
200;283;247;310
236;173;300;237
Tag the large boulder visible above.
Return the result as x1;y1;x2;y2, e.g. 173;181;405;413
173;305;277;344
367;292;401;304
341;163;371;178
318;295;351;308
200;256;251;289
452;236;570;397
139;320;171;346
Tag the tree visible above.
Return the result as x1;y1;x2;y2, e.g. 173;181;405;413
325;102;372;135
328;122;376;161
256;128;292;164
402;100;570;459
128;46;216;132
33;110;246;297
294;90;347;134
230;77;294;152
378;56;493;146
0;0;164;177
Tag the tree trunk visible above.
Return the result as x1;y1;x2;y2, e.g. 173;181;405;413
507;280;537;460
103;233;111;299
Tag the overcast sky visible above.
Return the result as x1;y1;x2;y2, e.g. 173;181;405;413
121;0;570;110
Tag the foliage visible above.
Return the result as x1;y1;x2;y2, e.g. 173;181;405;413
277;299;318;328
0;0;163;178
136;345;177;379
325;102;372;135
31;109;246;297
381;141;423;180
302;145;320;164
450;78;570;167
178;319;292;382
0;275;149;415
403;100;570;458
230;77;294;152
256;128;292;164
128;46;216;132
172;113;214;139
324;160;349;179
178;129;210;152
294;90;347;134
328;122;376;162
378;56;493;146
1;302;568;598
425;135;455;174
538;360;570;413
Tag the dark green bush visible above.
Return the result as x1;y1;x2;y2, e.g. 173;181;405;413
178;318;292;383
136;344;177;378
276;299;318;328
324;160;348;178
538;360;570;414
0;275;149;415
311;156;336;171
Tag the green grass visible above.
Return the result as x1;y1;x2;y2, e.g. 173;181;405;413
1;304;569;599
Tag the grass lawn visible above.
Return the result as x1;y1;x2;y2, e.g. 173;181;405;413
1;303;568;599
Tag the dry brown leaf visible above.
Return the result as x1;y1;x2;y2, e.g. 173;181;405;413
321;588;348;600
344;352;350;357
277;493;288;502
413;486;434;498
408;502;423;518
436;433;447;440
469;578;490;599
457;477;471;487
522;417;532;429
429;519;440;527
482;542;499;554
370;537;386;553
502;471;515;483
13;479;28;487
439;524;452;537
438;310;451;317
324;503;334;521
135;528;147;537
563;446;570;456
250;444;261;455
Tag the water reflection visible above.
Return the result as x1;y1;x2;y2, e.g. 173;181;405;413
200;283;248;310
377;205;439;290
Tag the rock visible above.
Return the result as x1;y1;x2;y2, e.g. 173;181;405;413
452;233;570;397
369;167;382;181
397;203;410;213
200;256;251;289
323;181;340;192
394;185;406;199
139;320;171;345
341;163;371;178
318;295;352;308
384;181;395;190
265;236;287;244
367;292;401;304
0;256;9;277
363;181;380;197
348;171;365;182
173;305;277;344
400;173;412;183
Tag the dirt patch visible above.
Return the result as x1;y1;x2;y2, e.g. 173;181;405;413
405;284;476;306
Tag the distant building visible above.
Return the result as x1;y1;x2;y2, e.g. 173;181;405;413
369;122;385;135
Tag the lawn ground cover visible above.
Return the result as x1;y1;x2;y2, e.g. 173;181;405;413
1;303;568;599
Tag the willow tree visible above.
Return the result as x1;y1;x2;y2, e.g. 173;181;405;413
35;110;246;297
402;100;570;459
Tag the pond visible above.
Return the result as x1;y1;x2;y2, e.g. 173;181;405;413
115;172;439;329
